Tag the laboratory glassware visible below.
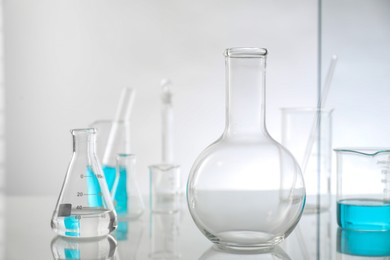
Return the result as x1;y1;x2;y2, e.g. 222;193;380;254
281;107;333;213
51;235;117;260
335;147;390;231
91;119;131;215
149;164;181;213
187;47;306;250
92;87;136;215
51;128;117;238
337;228;390;258
115;153;144;219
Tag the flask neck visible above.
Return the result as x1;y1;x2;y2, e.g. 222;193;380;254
224;48;268;137
72;129;97;155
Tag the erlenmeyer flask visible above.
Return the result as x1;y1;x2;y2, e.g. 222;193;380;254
51;128;117;238
114;154;144;219
187;48;306;250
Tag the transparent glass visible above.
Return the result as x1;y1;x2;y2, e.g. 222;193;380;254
281;108;333;213
90;119;131;214
149;164;181;213
115;154;145;219
51;235;117;260
187;48;306;250
335;148;390;231
51;128;117;238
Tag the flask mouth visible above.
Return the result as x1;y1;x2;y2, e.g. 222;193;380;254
71;128;97;135
224;47;268;58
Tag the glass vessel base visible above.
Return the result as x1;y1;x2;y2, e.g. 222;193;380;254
51;208;117;238
211;231;284;251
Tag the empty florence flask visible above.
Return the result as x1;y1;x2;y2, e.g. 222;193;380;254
51;128;117;238
187;48;306;250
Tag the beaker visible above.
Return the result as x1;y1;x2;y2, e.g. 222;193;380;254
281;107;333;213
90;119;131;213
187;48;305;250
149;164;181;213
114;154;144;219
335;148;390;231
51;128;117;238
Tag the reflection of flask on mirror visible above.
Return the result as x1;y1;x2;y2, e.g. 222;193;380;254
149;211;181;259
51;235;117;260
115;218;144;260
51;128;117;238
199;245;291;260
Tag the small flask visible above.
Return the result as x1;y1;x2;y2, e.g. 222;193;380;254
51;128;117;238
114;153;144;219
187;48;305;250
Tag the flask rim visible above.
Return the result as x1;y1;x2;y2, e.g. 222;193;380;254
71;128;96;135
224;47;268;58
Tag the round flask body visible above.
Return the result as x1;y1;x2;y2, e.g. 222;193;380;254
187;137;305;250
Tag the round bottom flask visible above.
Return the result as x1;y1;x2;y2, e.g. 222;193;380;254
187;48;305;250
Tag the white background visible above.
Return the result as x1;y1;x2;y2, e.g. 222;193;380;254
3;0;390;196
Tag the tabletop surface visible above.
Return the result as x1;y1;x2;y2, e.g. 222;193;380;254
2;194;386;260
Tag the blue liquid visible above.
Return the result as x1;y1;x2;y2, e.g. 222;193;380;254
337;199;390;231
64;216;80;237
103;165;128;215
86;167;103;207
337;228;390;256
115;221;128;241
64;248;80;259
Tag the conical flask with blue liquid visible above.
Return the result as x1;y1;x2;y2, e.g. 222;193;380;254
51;128;117;238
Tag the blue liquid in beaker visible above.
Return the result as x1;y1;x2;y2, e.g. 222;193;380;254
103;165;128;215
337;199;390;231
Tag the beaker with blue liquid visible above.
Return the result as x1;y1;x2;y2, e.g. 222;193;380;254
335;148;390;231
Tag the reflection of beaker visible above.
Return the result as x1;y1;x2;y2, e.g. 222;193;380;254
51;128;117;238
149;211;181;259
337;228;390;258
282;209;332;260
115;218;144;260
199;245;291;260
90;120;131;215
335;148;390;231
51;235;117;260
149;164;180;213
281;108;333;213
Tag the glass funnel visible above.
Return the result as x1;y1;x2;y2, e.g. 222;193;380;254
187;48;305;250
51;128;117;238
